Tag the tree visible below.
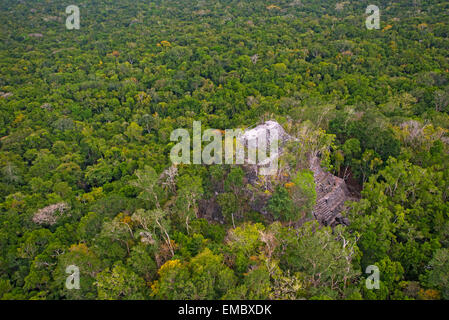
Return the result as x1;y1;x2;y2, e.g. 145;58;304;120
95;263;147;300
96;214;134;257
267;185;294;222
217;192;239;227
289;170;316;221
175;174;203;233
127;244;158;282
425;249;449;300
125;122;143;141
226;223;265;274
138;113;158;134
151;248;236;299
132;209;174;257
362;256;405;300
54;243;102;300
130;166;163;209
32;202;70;226
434;90;449;112
341;138;361;178
282;221;360;298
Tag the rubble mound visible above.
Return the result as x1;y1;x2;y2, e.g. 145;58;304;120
240;121;354;227
198;121;356;227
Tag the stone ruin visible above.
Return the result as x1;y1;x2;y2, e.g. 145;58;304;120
238;120;291;177
309;156;353;227
198;120;356;227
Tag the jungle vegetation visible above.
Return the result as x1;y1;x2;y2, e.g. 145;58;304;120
0;0;449;300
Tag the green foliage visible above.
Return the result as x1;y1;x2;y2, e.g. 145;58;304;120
290;170;317;219
151;248;236;299
96;263;147;300
1;0;449;301
425;249;449;299
281;221;360;299
267;185;294;221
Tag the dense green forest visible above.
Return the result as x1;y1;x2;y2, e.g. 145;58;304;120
1;0;449;300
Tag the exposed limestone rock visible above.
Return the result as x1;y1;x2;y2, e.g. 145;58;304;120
239;120;291;148
238;120;292;175
0;92;13;99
